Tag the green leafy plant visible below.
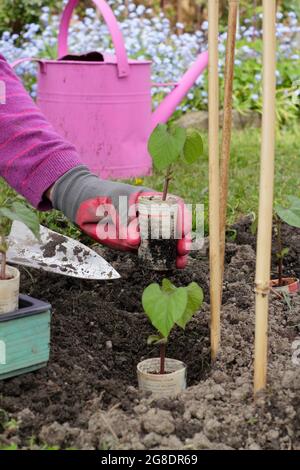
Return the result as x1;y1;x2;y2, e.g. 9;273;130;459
148;124;203;200
274;196;300;286
142;278;203;374
0;0;61;35
0;195;40;280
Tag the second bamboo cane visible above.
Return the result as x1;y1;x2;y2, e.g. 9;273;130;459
220;0;239;295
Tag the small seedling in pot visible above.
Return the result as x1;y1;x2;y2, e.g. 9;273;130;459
0;194;40;280
148;124;204;200
142;279;203;375
138;124;203;271
0;194;52;379
273;196;300;292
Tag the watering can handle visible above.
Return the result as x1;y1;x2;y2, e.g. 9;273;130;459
10;57;47;72
58;0;130;78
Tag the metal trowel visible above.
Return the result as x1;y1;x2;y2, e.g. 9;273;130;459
6;221;120;280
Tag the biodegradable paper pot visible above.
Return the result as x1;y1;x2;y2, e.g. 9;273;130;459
137;358;187;397
270;277;300;295
0;266;20;315
138;195;178;271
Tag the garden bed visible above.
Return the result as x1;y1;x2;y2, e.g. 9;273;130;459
0;219;300;450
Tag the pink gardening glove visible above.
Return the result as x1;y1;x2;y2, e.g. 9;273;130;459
51;167;191;268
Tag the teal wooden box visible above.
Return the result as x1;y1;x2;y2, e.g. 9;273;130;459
0;295;51;380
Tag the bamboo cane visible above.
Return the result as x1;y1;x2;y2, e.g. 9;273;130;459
219;0;238;296
208;0;221;361
254;0;276;395
236;0;240;35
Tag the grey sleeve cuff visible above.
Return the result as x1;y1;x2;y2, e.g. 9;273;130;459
51;166;149;223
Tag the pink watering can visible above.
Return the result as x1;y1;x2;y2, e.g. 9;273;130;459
12;0;208;179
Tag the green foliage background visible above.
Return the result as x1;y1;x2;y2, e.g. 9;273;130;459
0;0;92;34
0;1;56;34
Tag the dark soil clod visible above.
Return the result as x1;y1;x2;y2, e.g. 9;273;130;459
42;234;68;258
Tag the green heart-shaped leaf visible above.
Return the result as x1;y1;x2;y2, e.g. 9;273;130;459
161;278;176;293
275;196;300;228
142;282;188;338
183;129;204;164
0;202;40;240
148;124;186;171
287;195;300;209
176;282;204;329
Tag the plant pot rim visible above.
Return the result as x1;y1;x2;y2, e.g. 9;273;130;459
137;357;187;377
270;277;300;295
270;277;299;288
0;265;20;282
0;294;51;323
139;195;178;206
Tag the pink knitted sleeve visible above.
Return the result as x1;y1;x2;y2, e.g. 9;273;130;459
0;54;82;210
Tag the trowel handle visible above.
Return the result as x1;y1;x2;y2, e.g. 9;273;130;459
58;0;130;78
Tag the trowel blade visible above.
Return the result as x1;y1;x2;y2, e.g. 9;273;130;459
7;221;120;280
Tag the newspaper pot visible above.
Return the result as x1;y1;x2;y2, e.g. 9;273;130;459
270;277;300;296
0;266;20;315
138;195;178;271
137;357;187;397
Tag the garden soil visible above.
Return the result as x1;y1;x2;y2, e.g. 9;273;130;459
0;218;300;450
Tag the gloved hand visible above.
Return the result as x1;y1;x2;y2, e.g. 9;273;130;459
51;166;191;268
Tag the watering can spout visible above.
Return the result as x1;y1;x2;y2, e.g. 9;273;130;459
151;50;209;131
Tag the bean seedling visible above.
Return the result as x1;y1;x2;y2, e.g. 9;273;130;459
0;194;40;280
148;124;204;201
142;279;203;374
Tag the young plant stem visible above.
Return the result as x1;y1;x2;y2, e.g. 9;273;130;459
276;217;283;286
162;166;172;201
160;342;166;375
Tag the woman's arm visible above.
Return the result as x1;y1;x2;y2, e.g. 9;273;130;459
0;54;81;210
0;54;190;267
